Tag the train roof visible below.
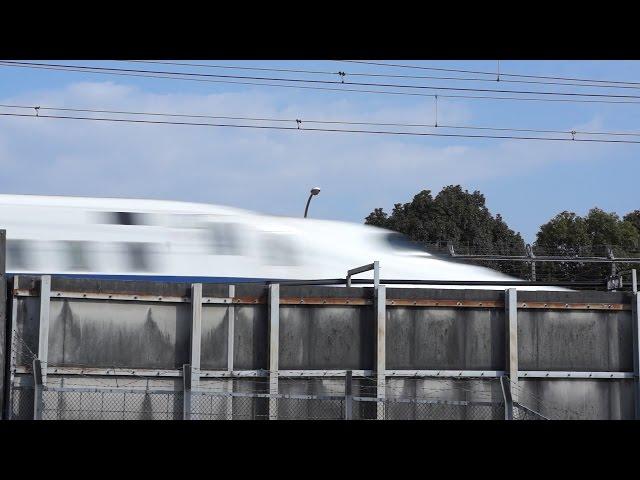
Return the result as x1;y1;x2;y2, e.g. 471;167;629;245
0;193;254;216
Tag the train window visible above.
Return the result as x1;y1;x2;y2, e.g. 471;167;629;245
125;242;151;271
384;232;421;251
208;223;241;255
6;239;31;270
102;212;145;225
384;232;440;256
66;241;90;271
261;233;299;266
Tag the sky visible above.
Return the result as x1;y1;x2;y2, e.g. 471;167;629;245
0;60;639;243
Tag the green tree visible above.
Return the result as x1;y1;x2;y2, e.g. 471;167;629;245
623;210;640;236
534;208;640;281
364;185;526;276
366;186;640;282
364;208;389;228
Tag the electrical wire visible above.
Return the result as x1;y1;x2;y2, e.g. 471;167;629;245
3;110;640;144
3;102;640;137
4;61;640;105
339;60;640;87
124;60;640;91
7;60;640;100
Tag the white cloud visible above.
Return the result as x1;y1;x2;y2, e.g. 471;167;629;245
0;81;614;224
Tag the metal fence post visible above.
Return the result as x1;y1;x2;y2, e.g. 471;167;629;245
268;284;279;420
608;246;616;278
526;244;536;282
346;261;379;288
33;358;43;420
183;364;192;420
632;293;640;419
38;275;51;385
226;284;235;420
190;284;202;391
373;260;380;290
632;269;637;294
5;275;19;420
500;375;513;420
505;288;518;415
376;284;386;420
185;284;202;420
344;370;353;420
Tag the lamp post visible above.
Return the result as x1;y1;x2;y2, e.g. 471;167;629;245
304;187;321;218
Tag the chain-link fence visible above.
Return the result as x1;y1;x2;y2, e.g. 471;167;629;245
8;386;35;420
8;382;549;420
513;403;548;421
380;398;506;420
41;388;184;420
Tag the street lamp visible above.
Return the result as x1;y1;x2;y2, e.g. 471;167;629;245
304;187;321;218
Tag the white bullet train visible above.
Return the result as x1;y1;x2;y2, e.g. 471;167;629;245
0;194;553;290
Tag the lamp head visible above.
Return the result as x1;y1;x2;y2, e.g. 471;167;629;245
310;187;321;196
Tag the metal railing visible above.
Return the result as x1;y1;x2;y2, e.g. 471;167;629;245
444;243;639;288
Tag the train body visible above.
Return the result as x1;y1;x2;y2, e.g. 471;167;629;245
0;194;548;289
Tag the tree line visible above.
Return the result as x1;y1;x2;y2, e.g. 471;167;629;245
364;185;640;282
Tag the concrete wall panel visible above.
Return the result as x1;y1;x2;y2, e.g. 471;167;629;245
279;306;374;370
518;310;633;371
47;299;190;369
387;308;505;370
233;305;268;370
13;297;40;366
200;305;229;370
519;378;634;419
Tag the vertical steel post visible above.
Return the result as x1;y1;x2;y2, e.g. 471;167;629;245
190;284;202;391
32;358;43;420
376;285;386;420
227;285;235;372
500;375;513;420
447;243;455;257
183;364;192;420
632;269;638;294
268;284;279;420
0;230;5;419
608;246;616;278
5;276;18;420
0;228;4;277
530;262;536;282
526;244;536;282
226;284;235;420
632;293;640;419
344;370;353;420
38;275;51;385
373;261;380;290
505;288;518;414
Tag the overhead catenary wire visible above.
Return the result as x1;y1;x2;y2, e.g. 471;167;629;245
3;102;640;138
5;61;640;105
3;110;640;144
339;60;640;87
123;59;640;91
7;60;640;100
